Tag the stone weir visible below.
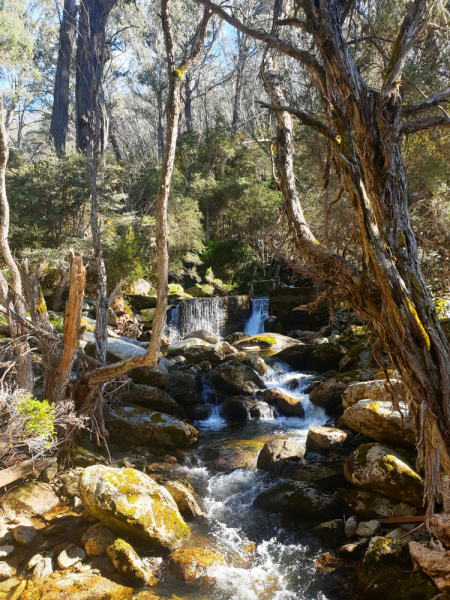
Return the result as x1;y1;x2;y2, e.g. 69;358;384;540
268;287;328;333
166;295;251;340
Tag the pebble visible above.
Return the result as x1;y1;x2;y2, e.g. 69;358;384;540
73;496;82;508
0;545;14;559
14;525;38;545
344;516;358;538
355;519;381;538
32;557;53;581
57;544;86;569
0;561;14;580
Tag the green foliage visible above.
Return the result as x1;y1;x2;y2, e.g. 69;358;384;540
15;395;56;447
0;0;33;69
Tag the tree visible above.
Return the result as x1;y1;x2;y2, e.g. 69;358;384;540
197;0;450;515
50;0;77;153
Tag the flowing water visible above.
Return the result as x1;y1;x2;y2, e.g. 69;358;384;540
244;297;269;337
151;298;330;599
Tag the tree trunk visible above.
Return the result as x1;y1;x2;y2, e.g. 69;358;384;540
199;0;450;512
185;74;193;130
50;0;77;154
0;95;33;392
108;119;123;161
157;88;165;164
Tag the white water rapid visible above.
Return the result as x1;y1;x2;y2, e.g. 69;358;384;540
244;297;269;337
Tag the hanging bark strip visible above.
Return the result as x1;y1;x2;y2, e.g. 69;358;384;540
196;0;450;515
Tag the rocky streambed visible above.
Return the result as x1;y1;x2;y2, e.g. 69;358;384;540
0;322;449;600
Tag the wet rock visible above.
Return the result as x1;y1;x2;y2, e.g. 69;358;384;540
164;371;201;404
306;426;348;453
356;519;380;538
234;333;298;351
358;537;438;600
0;562;14;580
334;487;419;520
168;546;224;583
273;343;313;370
78;465;189;551
253;480;338;520
57;543;86;568
123;384;181;416
244;355;266;376
167;338;213;357
20;571;133;600
309;375;351;415
0;545;13;559
107;539;157;585
32;556;54;580
220;396;267;421
342;379;406;409
260;387;304;417
212;361;266;395
183;344;227;366
184;403;213;420
162;480;204;521
257;439;305;472
14;524;38;545
409;542;450;594
345;516;358;537
82;523;117;556
337;538;369;559
313;519;345;548
1;480;60;518
183;330;219;344
307;342;346;372
292;454;346;489
344;443;424;507
106;404;199;448
202;439;265;472
344;400;415;447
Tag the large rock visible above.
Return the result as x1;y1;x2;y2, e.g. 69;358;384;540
107;404;198;448
84;338;168;387
334;487;418;520
129;279;153;296
107;538;157;584
306;426;348;453
162;480;204;521
409;542;450;594
307;342;346;372
344;400;415;447
201;439;265;472
123;384;181;416
339;342;375;373
164;371;201;404
183;344;226;366
167;338;213;357
1;481;60;518
342;379;406;409
234;333;298;352
220;396;271;421
78;465;189;551
309;374;353;415
127;294;157;310
82;523;116;556
253;480;338;520
292;456;347;490
183;330;219;344
358;537;438;600
260;387;305;417
344;443;424;507
272;343;313;369
313;519;345;548
257;439;306;472
168;546;224;583
212;361;266;395
19;571;133;600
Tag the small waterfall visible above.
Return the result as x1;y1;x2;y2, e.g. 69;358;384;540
165;303;180;342
244;297;269;336
179;297;223;338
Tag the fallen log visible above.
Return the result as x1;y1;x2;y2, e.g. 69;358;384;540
378;515;425;524
0;456;56;488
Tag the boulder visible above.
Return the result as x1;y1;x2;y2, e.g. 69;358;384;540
19;571;133;600
253;481;338;520
129;279;153;296
168;546;224;583
260;387;304;417
307;342;346;372
272;343;313;370
81;523;117;556
107;539;157;584
244;355;266;376
257;439;305;472
309;374;352;415
164;371;201;404
339;343;375;373
183;330;219;344
292;456;347;490
201;439;265;472
123;384;181;416
358;537;438;600
14;525;38;545
162;480;204;521
264;315;285;334
1;481;60;518
334;487;418;520
84;338;168;387
409;542;450;594
184;404;213;420
78;465;189;551
342;379;406;409
313;519;345;548
107;404;198;448
344;443;424;507
220;396;271;421
306;426;348;453
344;400;415;447
225;332;249;345
212;361;266;395
127;294;157;310
355;519;380;538
183;344;226;366
234;333;298;352
167;338;213;357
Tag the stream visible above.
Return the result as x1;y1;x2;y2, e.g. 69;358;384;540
146;298;331;599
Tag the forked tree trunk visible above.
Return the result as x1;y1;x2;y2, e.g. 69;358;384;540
50;0;77;154
198;0;450;513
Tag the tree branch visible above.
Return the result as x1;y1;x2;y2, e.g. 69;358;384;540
275;18;311;33
400;116;450;135
402;88;450;115
256;101;335;139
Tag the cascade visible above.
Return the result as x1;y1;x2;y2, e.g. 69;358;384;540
244;296;269;336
